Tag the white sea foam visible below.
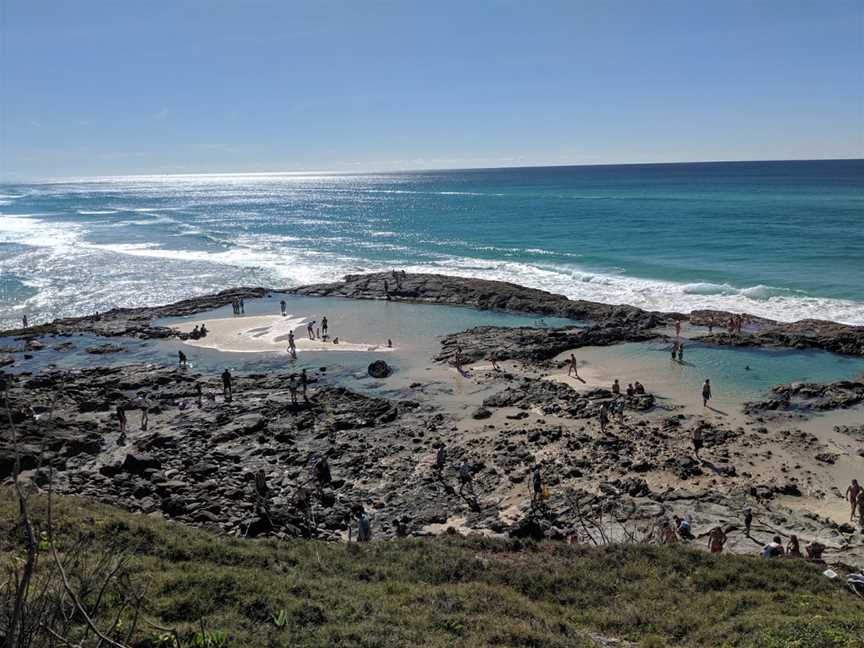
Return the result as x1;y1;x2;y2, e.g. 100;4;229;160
77;210;119;215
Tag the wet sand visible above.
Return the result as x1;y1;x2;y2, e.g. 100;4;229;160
171;315;395;354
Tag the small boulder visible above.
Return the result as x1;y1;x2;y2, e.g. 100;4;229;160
367;360;392;379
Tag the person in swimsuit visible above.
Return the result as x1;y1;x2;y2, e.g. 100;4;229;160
287;330;297;358
490;350;500;371
612;379;620;395
598;403;609;434
178;350;187;368
707;527;726;554
307;320;316;339
702;379;712;407
321;316;328;338
280;300;287;316
568;353;578;378
846;480;862;521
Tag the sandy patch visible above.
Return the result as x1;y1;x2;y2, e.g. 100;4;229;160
171;315;394;354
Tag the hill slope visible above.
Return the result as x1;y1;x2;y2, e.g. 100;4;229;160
1;492;862;648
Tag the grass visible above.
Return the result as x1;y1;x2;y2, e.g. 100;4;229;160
1;491;862;648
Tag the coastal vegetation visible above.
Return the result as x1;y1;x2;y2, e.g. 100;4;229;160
2;492;862;648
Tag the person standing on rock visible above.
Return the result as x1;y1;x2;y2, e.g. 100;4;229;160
116;404;127;440
707;526;727;553
280;300;287;316
300;369;309;403
490;350;500;372
313;454;331;492
287;374;299;406
22;314;28;328
531;465;543;509
612;379;620;395
702;379;712;407
222;369;233;402
615;398;625;425
846;480;862;521
178;350;188;369
458;461;474;496
355;506;372;542
434;446;446;475
744;507;753;536
691;426;703;459
598;403;609;434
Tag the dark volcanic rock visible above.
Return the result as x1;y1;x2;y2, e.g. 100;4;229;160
86;343;127;355
367;360;392;379
122;453;162;475
744;380;864;414
291;271;663;324
696;318;864;357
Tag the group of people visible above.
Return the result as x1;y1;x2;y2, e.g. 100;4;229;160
231;298;245;316
188;323;209;340
847;479;864;522
657;509;827;560
670;340;685;362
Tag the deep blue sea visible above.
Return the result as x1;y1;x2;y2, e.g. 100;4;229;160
1;160;862;329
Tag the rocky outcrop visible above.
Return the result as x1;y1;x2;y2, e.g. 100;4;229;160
436;324;658;364
367;360;392;379
289;272;664;326
481;377;655;418
696;319;864;357
744;379;864;414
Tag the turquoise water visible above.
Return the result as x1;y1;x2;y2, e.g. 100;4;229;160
588;340;864;404
2;295;574;380
1;160;862;329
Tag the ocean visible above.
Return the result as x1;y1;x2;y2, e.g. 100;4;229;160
1;159;862;330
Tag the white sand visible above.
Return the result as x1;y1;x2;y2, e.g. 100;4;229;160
171;315;394;354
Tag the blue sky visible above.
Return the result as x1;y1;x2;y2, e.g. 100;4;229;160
1;0;862;179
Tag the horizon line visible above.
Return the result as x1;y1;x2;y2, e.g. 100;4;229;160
3;155;862;185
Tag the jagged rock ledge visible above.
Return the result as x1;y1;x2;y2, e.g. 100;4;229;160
744;379;864;415
2;272;861;358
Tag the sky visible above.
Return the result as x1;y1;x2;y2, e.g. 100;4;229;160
1;0;862;180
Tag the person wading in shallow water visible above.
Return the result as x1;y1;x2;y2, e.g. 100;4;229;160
702;379;712;407
321;316;328;338
280;300;287;316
